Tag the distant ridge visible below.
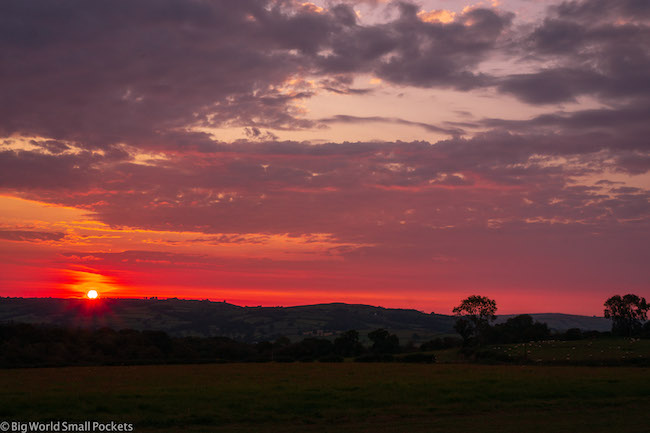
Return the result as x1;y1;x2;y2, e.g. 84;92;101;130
496;313;610;332
0;297;611;342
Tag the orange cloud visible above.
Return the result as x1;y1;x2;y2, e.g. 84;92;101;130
417;9;456;24
57;268;124;298
300;2;324;14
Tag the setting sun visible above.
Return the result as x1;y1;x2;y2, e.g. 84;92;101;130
86;290;98;299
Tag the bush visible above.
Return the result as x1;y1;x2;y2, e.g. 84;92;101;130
273;356;295;363
420;337;462;351
354;353;394;362
318;354;344;362
563;328;584;341
399;353;436;363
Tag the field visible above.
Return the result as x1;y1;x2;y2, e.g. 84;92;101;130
495;337;650;364
2;360;650;432
431;337;650;364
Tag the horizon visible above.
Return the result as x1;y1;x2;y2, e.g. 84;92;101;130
0;295;609;318
1;0;648;317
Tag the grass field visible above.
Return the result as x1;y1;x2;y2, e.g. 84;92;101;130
1;361;650;432
429;337;650;364
497;337;650;364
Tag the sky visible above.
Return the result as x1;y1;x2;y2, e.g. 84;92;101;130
0;0;648;316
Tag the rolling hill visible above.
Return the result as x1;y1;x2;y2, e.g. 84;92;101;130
0;297;612;342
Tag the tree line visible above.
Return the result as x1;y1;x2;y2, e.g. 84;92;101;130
0;292;646;368
452;293;649;347
0;323;426;367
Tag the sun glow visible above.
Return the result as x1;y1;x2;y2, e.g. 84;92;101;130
86;289;98;299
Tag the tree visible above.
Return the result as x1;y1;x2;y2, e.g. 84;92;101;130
452;295;497;346
334;330;363;357
604;294;649;336
368;328;400;354
492;314;550;344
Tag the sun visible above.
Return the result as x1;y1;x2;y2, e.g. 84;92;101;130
86;289;99;299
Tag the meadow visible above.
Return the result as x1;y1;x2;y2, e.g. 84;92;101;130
1;358;649;432
495;337;650;364
430;336;650;365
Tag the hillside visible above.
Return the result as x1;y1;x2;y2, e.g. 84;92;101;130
0;297;612;342
496;313;611;332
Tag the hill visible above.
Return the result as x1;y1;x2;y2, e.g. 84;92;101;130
496;313;611;332
0;297;612;342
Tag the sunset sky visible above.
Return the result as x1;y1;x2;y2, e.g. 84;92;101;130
1;0;648;315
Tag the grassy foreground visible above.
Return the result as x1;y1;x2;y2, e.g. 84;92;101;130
1;362;649;432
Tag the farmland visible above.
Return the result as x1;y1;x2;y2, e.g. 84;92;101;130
495;337;650;364
1;360;649;432
430;336;650;365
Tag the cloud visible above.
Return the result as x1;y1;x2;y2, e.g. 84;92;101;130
189;234;272;245
2;0;648;147
481;101;650;160
0;0;518;148
552;0;650;22
0;0;332;145
2;131;647;253
0;149;104;189
319;75;374;95
244;127;279;141
499;0;650;104
318;114;464;135
317;4;512;90
0;230;65;243
497;68;605;104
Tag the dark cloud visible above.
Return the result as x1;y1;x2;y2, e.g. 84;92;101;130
0;0;328;145
498;68;605;104
0;0;520;147
500;0;650;104
0;149;103;189
552;0;650;22
244;127;279;141
375;7;511;89
315;5;512;89
0;230;65;243
189;234;272;245
319;76;374;95
481;102;650;158
319;114;464;135
1;0;648;145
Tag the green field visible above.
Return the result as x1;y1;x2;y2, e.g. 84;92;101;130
2;361;650;432
495;337;650;364
430;337;650;364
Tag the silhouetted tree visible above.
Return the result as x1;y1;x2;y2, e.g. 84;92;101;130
604;294;649;336
562;328;583;341
420;336;462;351
255;340;274;361
368;328;400;354
453;317;473;346
334;330;363;357
491;314;550;343
277;338;333;361
453;295;497;346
